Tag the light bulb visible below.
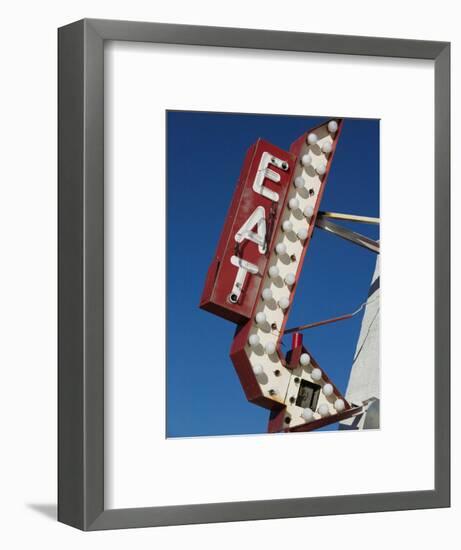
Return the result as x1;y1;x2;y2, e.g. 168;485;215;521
307;133;318;145
323;383;334;397
301;408;314;422
288;197;299;210
322;142;332;154
282;220;293;232
328;120;338;133
303;205;314;218
255;312;266;325
268;265;279;278
252;364;264;376
278;296;290;310
265;341;276;355
285;273;296;286
253;364;264;376
262;287;273;301
299;353;311;366
276;242;287;255
294;176;305;189
301;154;312;167
318;403;330;417
311;368;322;381
248;334;260;348
334;399;345;412
316;163;327;176
297;227;308;241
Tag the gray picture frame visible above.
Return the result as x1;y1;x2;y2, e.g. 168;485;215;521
58;18;450;530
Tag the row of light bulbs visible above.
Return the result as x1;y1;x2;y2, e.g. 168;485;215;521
299;355;346;414
283;167;316;242
249;121;341;417
301;397;345;422
300;120;338;175
286;197;314;232
306;120;338;145
261;130;331;313
248;334;277;355
259;271;294;311
271;201;312;311
300;351;346;417
248;148;319;350
261;192;313;309
297;121;341;423
301;154;327;175
251;351;345;418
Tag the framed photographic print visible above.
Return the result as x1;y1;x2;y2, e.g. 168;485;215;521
58;18;450;530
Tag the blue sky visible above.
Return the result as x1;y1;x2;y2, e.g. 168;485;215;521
166;111;379;438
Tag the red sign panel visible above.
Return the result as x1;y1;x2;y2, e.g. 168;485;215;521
200;139;296;324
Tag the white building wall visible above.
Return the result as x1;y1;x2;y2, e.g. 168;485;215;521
341;256;380;429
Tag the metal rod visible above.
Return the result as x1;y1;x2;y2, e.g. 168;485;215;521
315;217;380;254
285;312;354;334
318;211;380;225
285;295;379;335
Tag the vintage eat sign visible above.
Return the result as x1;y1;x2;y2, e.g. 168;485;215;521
200;139;295;324
200;119;362;432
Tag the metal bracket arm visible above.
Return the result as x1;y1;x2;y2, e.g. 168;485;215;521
315;216;380;254
318;211;380;225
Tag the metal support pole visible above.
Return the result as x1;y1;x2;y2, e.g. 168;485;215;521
315;216;380;254
318;211;380;225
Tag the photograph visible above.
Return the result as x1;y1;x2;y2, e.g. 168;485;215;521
0;6;451;541
166;110;380;437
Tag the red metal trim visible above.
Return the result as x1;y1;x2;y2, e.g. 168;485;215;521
285;346;302;371
285;333;303;369
230;323;269;406
230;322;290;409
268;406;287;433
292;332;303;348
